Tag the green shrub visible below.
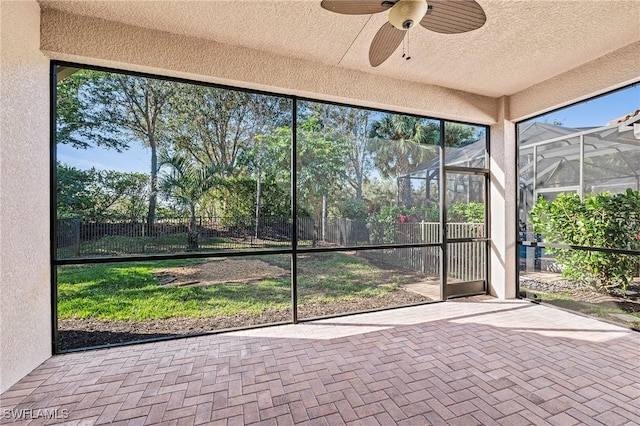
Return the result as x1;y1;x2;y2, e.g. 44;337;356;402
368;205;424;244
338;199;369;221
448;202;484;223
215;177;290;227
530;190;640;292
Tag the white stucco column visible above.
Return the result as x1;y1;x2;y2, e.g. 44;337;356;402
0;0;51;392
488;96;518;299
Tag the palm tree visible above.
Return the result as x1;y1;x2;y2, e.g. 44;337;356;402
160;154;218;250
368;115;439;207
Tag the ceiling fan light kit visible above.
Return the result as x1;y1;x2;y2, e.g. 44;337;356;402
321;0;487;67
388;0;428;30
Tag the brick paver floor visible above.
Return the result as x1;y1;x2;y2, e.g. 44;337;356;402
1;299;639;425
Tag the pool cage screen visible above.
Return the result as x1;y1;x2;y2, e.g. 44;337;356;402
518;116;640;270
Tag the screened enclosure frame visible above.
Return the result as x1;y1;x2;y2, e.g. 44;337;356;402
516;81;640;296
520;124;640;201
50;60;491;353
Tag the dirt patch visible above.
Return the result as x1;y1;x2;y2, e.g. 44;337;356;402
154;258;288;287
58;289;431;351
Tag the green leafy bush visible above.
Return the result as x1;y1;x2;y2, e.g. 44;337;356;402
215;177;290;227
530;190;640;292
374;205;429;223
367;203;483;244
369;205;426;244
448;202;484;223
338;199;369;221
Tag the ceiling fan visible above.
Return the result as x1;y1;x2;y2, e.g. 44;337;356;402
320;0;486;67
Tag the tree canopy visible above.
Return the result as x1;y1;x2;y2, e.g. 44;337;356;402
369;114;440;207
57;67;487;233
57;163;149;220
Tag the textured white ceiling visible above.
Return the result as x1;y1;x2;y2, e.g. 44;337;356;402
39;0;640;97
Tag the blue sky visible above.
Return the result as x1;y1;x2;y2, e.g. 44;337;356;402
521;84;639;128
58;142;151;174
58;84;639;175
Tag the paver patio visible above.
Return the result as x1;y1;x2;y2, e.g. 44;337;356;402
1;299;639;425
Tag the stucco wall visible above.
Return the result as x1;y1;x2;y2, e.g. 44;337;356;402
509;41;640;122
39;8;497;125
0;0;51;393
489;97;517;299
0;0;636;394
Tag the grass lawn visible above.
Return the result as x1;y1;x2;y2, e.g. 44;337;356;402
297;252;401;303
58;253;407;321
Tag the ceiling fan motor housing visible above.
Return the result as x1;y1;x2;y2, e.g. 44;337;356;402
388;0;428;31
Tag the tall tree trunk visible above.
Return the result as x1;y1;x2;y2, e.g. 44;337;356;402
322;195;327;242
400;177;412;208
398;155;411;207
254;166;261;239
355;175;363;204
146;137;157;235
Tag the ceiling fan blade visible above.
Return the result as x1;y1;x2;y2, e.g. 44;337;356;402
369;22;406;67
420;0;486;34
321;0;392;15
